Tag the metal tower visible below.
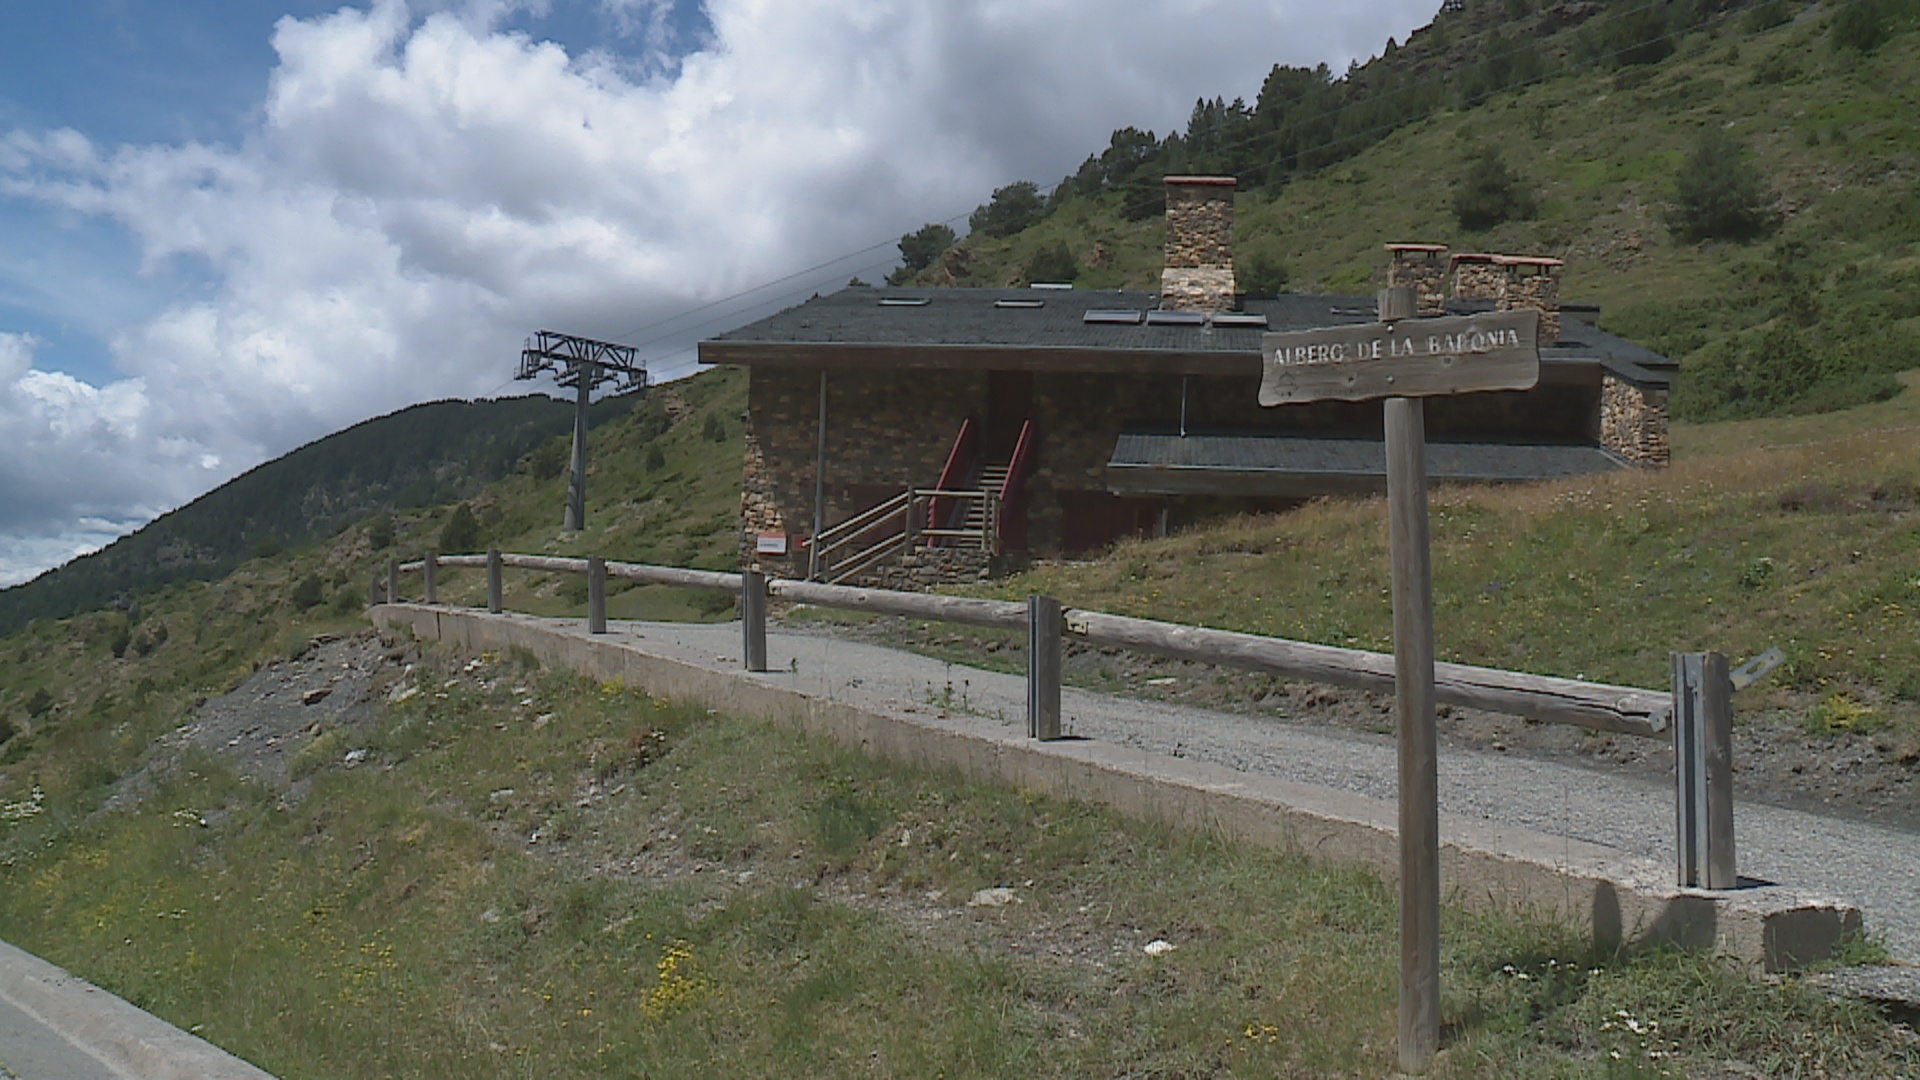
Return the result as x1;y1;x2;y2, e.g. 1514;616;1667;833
517;330;647;531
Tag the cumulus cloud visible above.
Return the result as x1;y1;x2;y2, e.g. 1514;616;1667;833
0;0;1434;586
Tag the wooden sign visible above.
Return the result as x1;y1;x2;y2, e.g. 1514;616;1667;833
1259;308;1541;405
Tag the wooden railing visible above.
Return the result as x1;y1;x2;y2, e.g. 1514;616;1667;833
806;487;1002;585
380;550;1740;890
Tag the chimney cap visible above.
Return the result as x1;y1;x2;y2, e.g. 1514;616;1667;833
1491;254;1565;268
1385;242;1449;252
1162;175;1238;187
1449;252;1501;266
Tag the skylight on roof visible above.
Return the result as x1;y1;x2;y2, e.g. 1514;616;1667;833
1083;309;1142;325
995;298;1045;309
1144;309;1206;326
1210;312;1269;328
878;297;930;307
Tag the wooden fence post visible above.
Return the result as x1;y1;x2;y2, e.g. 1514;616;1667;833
1028;595;1062;740
1673;651;1737;889
742;570;769;672
487;547;503;614
387;559;399;606
424;552;438;605
587;556;607;634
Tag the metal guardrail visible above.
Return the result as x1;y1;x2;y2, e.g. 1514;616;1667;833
380;550;1743;890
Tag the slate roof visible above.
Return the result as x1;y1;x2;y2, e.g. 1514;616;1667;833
702;286;1672;388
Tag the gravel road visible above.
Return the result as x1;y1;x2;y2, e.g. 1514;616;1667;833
597;615;1920;968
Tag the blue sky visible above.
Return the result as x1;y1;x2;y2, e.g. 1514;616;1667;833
0;0;1436;587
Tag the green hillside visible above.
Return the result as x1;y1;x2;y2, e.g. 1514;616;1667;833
0;393;638;636
911;0;1920;422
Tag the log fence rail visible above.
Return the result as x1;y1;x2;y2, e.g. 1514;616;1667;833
381;549;1737;889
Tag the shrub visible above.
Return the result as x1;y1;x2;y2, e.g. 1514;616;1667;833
701;413;726;442
645;445;667;472
291;573;326;611
1238;252;1290;297
108;622;132;659
366;513;395;550
25;688;52;719
1742;0;1792;33
1452;147;1536;231
440;503;481;553
1020;240;1079;284
1830;0;1893;54
525;438;568;481
1666;127;1772;243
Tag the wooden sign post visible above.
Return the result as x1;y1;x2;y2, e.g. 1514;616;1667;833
1261;288;1540;1074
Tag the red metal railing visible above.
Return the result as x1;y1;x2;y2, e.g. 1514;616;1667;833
927;415;979;547
997;419;1035;551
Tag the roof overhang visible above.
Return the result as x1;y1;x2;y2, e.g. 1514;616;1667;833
702;340;1616;383
700;340;1264;376
1105;433;1628;498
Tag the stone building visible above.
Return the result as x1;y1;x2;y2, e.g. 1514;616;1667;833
699;177;1674;585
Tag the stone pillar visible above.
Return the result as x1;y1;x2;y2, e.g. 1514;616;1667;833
738;416;792;576
1160;176;1237;312
1386;244;1449;316
1450;252;1503;302
1600;374;1671;466
1496;256;1564;345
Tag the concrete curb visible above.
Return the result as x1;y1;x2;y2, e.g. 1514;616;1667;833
372;603;1862;971
0;938;275;1080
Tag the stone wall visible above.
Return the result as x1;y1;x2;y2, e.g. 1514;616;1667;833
848;547;994;591
742;366;988;581
1386;245;1449;315
1600;374;1671;466
1161;177;1237;312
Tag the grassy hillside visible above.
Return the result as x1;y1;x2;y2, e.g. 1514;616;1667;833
922;2;1920;421
962;374;1920;746
0;365;745;781
0;649;1909;1077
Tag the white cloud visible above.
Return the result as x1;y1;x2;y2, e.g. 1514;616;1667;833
0;0;1435;586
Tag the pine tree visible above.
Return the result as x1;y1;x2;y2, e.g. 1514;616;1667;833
1452;147;1535;231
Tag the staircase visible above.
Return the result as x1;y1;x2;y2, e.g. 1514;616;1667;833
941;463;1008;544
810;418;1032;585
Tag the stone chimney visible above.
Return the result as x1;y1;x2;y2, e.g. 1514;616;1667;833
1449;252;1503;302
1161;176;1237;312
1385;243;1449;315
1493;255;1563;345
